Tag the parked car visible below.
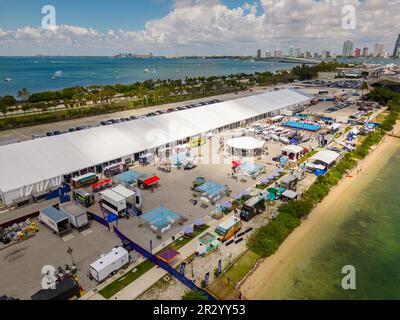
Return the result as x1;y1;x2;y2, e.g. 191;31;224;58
184;163;197;170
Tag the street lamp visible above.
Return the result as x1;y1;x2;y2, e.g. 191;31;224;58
67;247;75;265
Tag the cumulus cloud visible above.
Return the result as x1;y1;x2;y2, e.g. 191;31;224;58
0;0;399;55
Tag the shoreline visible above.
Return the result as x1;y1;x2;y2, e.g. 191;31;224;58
240;120;400;300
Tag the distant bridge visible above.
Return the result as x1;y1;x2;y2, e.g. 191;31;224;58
256;56;320;65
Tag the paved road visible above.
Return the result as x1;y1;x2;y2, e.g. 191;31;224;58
0;86;275;142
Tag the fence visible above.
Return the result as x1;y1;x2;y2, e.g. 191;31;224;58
113;226;215;300
88;212;110;229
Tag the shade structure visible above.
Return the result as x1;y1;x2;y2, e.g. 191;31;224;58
143;176;160;186
183;225;194;235
142;207;178;230
0;88;311;205
232;160;242;167
220;201;232;209
261;177;270;184
106;213;119;223
194;219;204;227
157;248;180;264
91;178;111;189
226;137;265;151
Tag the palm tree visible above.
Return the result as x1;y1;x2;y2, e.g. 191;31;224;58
17;88;30;101
0;100;8;119
361;81;369;97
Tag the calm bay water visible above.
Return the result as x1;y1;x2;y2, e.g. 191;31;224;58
0;57;300;96
272;145;400;300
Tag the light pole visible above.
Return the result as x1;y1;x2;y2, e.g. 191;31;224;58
67;247;75;265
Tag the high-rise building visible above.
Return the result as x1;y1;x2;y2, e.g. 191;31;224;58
305;52;312;59
355;48;361;57
393;34;400;58
342;40;354;57
374;44;384;58
289;46;295;57
274;49;282;57
256;49;262;59
295;47;301;57
265;51;272;58
362;47;369;57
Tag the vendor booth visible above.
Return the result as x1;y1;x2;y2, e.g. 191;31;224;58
196;233;221;257
281;145;304;160
307;150;341;171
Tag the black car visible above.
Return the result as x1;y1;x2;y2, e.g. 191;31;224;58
272;155;283;162
130;116;137;120
184;163;197;170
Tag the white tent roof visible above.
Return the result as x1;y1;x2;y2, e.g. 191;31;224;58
309;150;341;166
0;88;311;194
281;145;303;154
226;137;265;150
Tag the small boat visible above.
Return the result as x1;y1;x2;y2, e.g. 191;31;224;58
4;77;12;82
54;70;63;77
52;76;56;80
144;68;150;73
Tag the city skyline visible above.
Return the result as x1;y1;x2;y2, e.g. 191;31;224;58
0;0;399;56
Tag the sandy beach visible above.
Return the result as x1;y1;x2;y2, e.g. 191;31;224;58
240;120;400;300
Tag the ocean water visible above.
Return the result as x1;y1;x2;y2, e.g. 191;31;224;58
269;145;400;300
0;57;300;96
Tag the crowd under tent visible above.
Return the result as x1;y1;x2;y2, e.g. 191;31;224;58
0;88;311;206
281;145;304;160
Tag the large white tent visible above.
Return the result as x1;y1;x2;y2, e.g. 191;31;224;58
0;88;311;205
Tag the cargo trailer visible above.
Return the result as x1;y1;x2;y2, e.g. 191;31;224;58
59;203;89;230
39;207;71;236
89;247;129;282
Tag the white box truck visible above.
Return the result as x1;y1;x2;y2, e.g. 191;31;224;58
89;247;129;282
100;189;126;215
59;203;89;230
39;207;71;236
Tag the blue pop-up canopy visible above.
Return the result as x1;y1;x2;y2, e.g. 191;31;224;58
106;213;119;223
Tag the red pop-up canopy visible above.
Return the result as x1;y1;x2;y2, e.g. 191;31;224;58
143;175;160;186
91;178;111;189
232;160;241;167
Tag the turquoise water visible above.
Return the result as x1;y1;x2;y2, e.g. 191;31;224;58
0;56;300;96
276;147;400;299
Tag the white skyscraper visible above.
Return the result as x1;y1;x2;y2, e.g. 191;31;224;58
374;44;384;58
342;40;354;57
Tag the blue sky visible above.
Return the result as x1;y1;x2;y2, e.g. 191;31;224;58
0;0;397;56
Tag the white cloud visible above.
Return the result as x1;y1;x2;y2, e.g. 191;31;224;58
0;0;399;55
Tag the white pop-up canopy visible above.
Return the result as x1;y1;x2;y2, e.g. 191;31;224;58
0;88;311;205
226;137;265;151
309;150;341;166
